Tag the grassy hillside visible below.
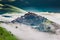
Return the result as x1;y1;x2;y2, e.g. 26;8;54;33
0;4;26;14
0;27;17;40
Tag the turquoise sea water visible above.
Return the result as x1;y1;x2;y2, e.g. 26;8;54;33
21;7;60;13
0;4;60;14
0;0;60;14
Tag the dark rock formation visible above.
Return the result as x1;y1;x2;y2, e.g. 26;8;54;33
12;12;47;26
12;12;55;32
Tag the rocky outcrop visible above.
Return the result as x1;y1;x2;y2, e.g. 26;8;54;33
11;12;57;32
12;12;47;26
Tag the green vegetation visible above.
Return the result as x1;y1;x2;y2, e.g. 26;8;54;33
0;21;4;23
45;20;53;24
0;27;17;40
0;4;26;14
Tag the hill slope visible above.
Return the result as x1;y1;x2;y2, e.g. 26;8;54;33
0;27;17;40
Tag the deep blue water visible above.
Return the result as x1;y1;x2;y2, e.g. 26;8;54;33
20;7;60;13
0;7;60;14
0;0;60;14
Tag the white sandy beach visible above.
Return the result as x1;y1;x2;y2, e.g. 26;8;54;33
0;13;60;40
1;23;60;40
